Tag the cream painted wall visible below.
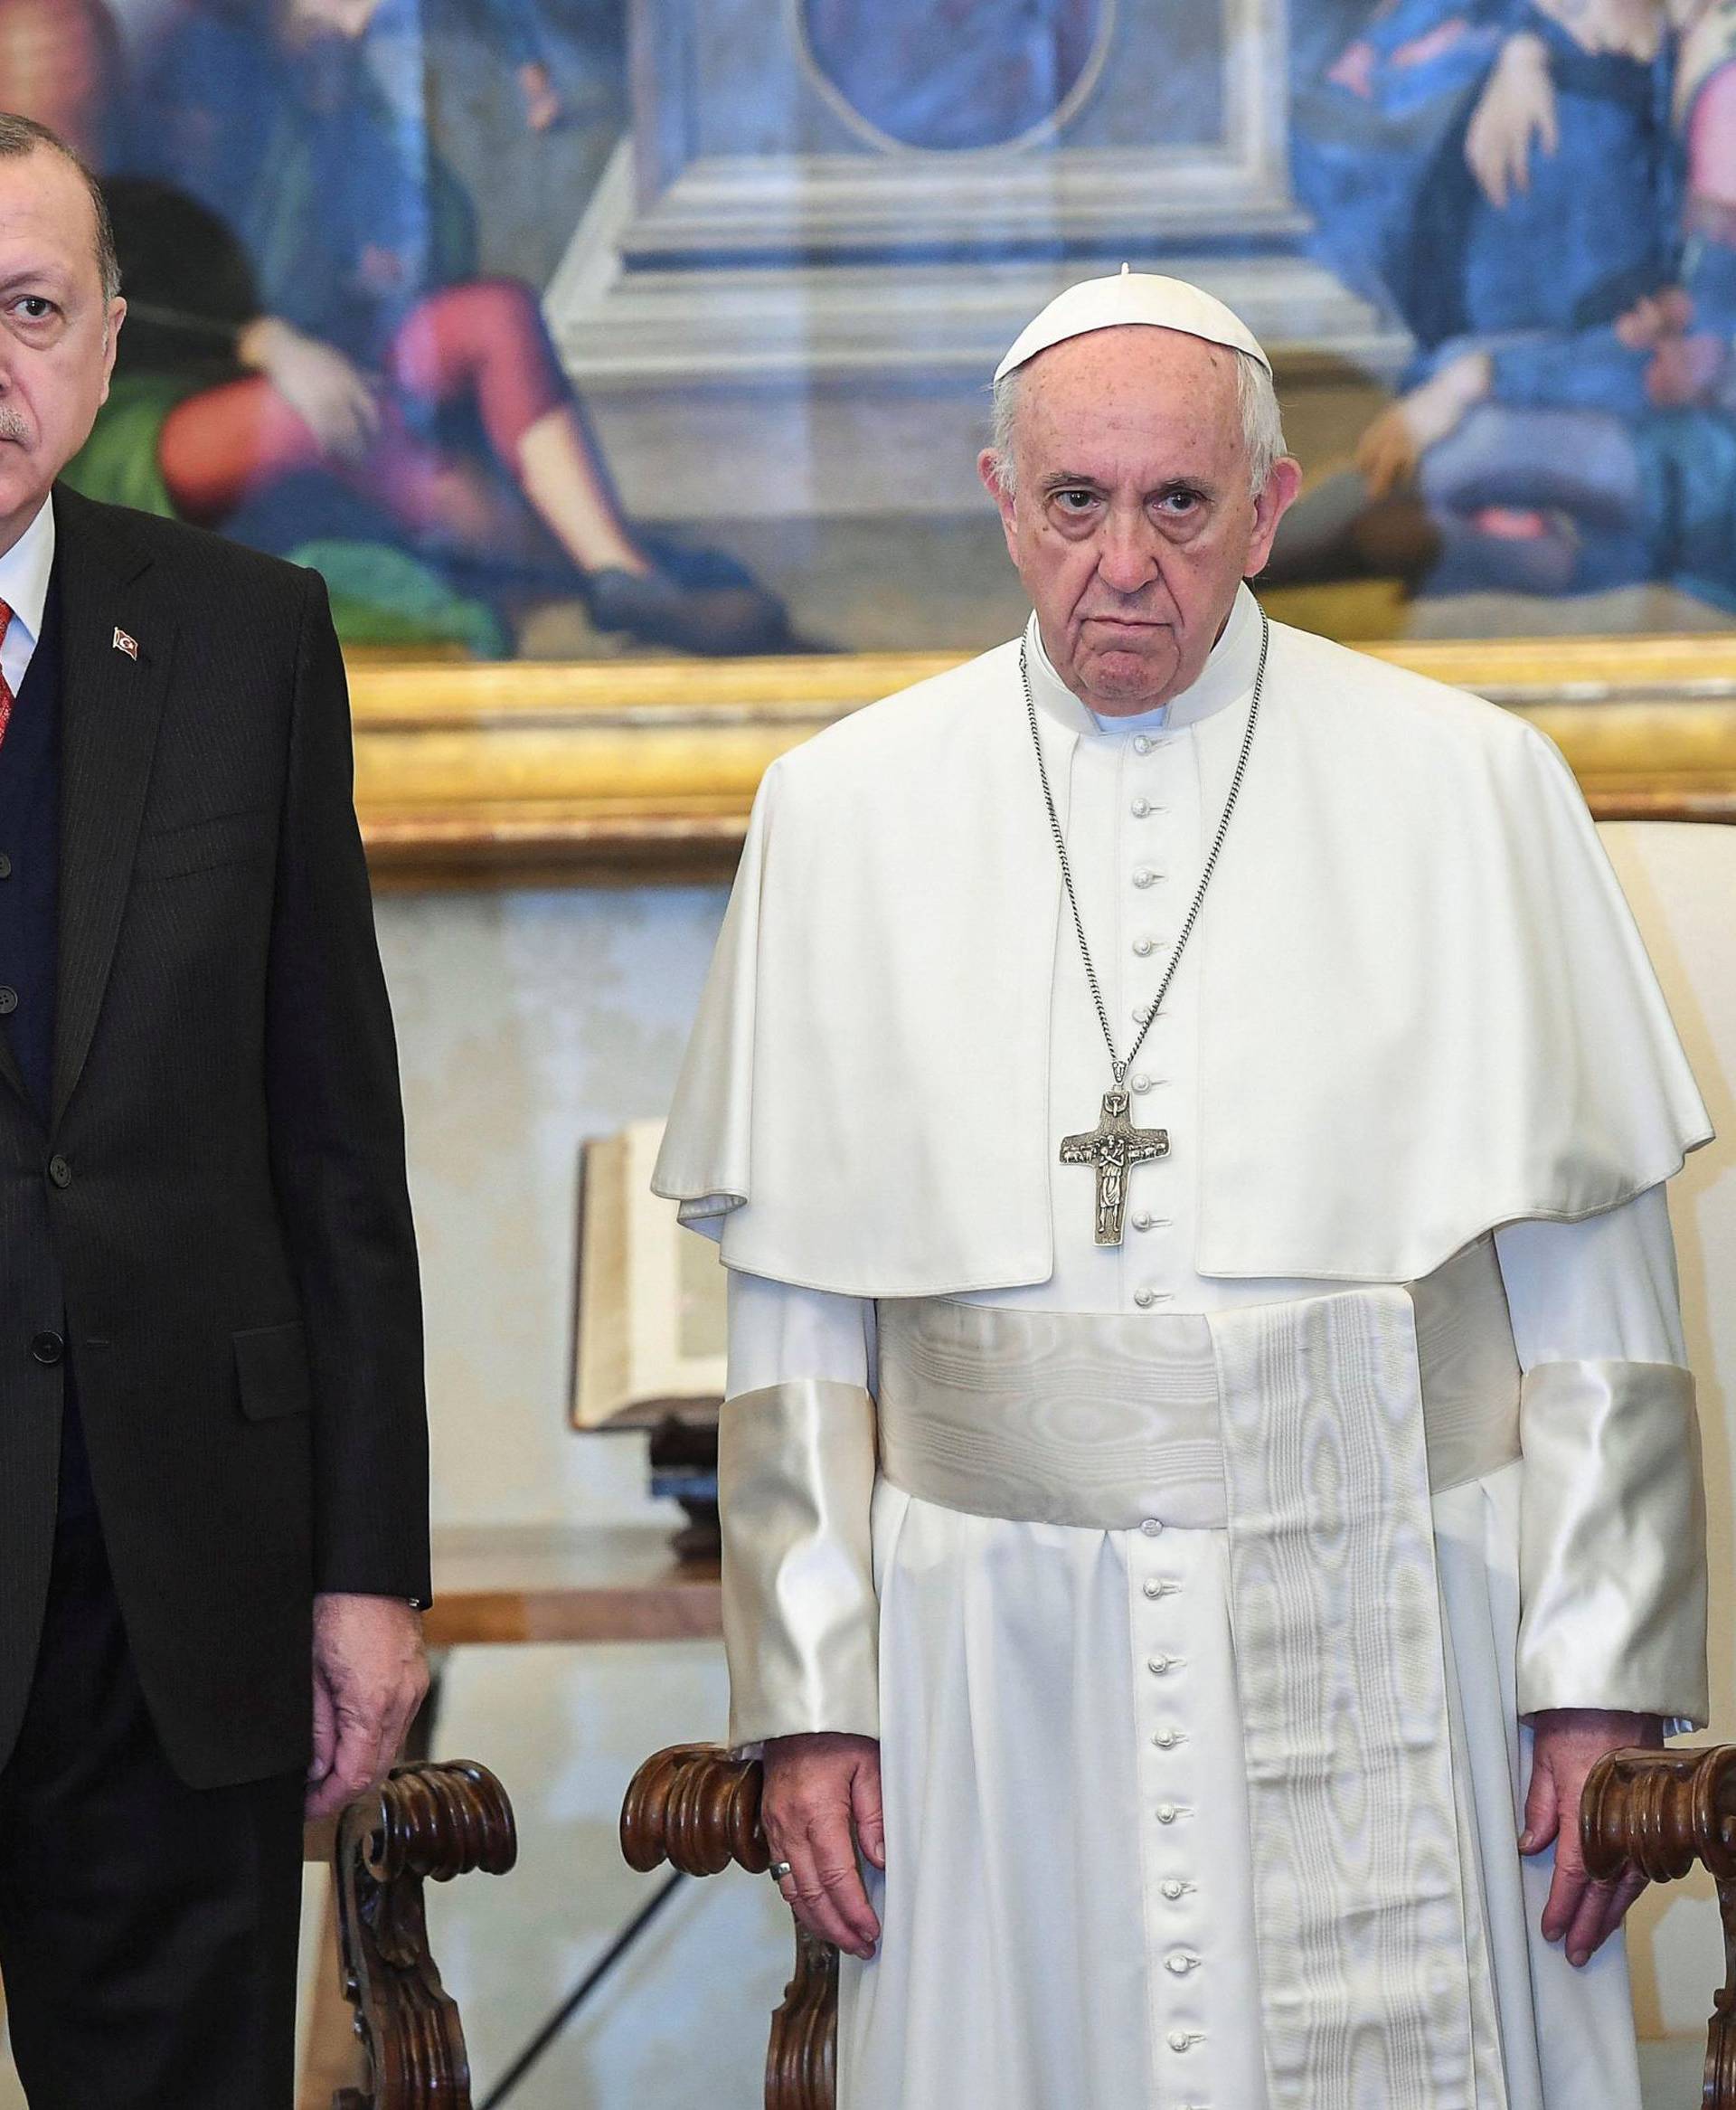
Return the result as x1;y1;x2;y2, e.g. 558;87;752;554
374;885;802;2108
1598;826;1736;2050
370;847;1733;2102
380;885;731;1533
1;849;1722;2101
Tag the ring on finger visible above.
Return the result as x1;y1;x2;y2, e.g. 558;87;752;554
769;1859;794;1883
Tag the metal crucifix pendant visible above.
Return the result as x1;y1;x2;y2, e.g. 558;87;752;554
1060;1089;1170;1247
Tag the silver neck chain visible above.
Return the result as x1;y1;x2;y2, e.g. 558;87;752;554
1021;610;1269;1087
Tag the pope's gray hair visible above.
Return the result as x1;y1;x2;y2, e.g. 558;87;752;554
987;345;1287;501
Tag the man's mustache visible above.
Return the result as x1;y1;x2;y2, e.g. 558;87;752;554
0;407;30;443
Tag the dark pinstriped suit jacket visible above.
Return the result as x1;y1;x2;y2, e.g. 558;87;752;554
0;486;429;1791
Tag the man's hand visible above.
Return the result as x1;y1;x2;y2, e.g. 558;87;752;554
761;1732;885;1960
236;317;382;460
1522;1707;1663;1965
306;1594;429;1821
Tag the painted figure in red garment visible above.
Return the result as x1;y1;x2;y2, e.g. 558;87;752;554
8;0;789;654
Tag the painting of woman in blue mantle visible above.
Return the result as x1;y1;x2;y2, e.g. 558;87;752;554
1275;0;1736;606
1296;0;1679;349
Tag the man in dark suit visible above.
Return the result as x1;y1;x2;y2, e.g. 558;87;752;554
0;112;430;2105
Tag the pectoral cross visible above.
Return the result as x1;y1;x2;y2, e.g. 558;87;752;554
1060;1089;1169;1247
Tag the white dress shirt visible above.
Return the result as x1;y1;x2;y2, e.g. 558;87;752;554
0;497;56;696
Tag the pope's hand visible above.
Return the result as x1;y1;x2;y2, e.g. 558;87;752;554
306;1593;429;1821
1522;1707;1662;1965
761;1732;885;1960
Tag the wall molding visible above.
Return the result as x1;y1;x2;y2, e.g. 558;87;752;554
349;635;1736;888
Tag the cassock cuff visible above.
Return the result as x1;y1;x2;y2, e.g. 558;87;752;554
719;1379;880;1748
1515;1358;1709;1726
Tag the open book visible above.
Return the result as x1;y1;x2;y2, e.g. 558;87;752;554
571;1120;727;1432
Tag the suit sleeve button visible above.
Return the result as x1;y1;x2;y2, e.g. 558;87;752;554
48;1157;71;1188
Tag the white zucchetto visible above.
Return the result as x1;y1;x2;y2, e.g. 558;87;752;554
995;267;1272;382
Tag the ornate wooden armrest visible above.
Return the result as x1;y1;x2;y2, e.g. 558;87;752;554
330;1758;518;2110
1582;1743;1736;2108
622;1744;837;2110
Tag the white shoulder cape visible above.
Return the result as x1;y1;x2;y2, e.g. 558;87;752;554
654;597;1711;1294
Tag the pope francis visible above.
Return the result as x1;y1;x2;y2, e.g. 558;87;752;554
654;271;1712;2110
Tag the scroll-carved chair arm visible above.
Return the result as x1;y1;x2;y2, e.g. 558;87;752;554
622;1744;838;2110
622;1742;771;1876
1582;1743;1736;2110
331;1758;518;2110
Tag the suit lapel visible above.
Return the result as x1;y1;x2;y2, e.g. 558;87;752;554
52;487;174;1130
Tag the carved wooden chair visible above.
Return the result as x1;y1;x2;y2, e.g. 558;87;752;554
324;1757;518;2110
622;1746;834;2110
622;1738;1736;2110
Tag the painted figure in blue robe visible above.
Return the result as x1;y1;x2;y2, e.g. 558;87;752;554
1275;0;1736;606
1296;0;1680;355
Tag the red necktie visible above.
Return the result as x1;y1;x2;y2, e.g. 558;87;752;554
0;600;14;751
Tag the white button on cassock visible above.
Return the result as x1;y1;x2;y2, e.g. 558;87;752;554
1132;867;1156;888
1131;797;1152;817
1156;1804;1179;1823
1154;1730;1182;1749
1162;1878;1188;1899
1135;1288;1158;1309
1132;1211;1155;1231
1140;1518;1163;1537
1134;735;1153;754
1132;936;1154;957
1165;1951;1200;1975
1131;1074;1152;1093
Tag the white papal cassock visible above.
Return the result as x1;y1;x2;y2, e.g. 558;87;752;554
655;586;1712;2110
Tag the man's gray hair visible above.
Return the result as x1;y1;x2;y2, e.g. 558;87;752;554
988;343;1287;500
0;112;121;304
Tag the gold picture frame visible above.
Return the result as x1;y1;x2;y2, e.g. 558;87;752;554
350;634;1736;889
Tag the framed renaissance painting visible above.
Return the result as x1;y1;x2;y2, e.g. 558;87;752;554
14;0;1736;868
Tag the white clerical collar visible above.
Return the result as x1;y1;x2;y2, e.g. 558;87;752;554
1024;582;1264;738
0;497;55;653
